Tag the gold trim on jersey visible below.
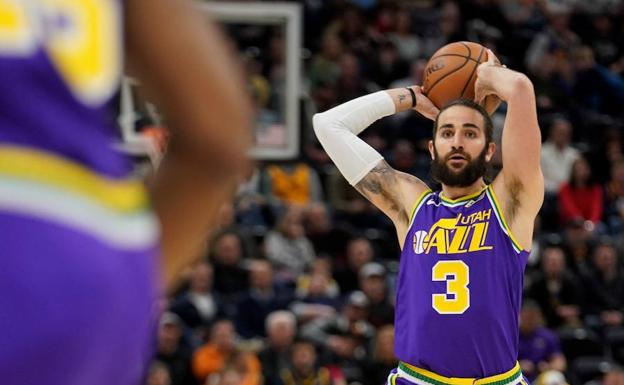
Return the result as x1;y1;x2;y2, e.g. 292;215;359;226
0;145;147;213
408;189;433;224
439;185;488;205
398;361;522;385
485;185;524;253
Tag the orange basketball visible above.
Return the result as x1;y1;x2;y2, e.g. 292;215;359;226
422;41;489;109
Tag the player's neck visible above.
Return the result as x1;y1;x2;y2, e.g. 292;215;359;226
440;178;487;200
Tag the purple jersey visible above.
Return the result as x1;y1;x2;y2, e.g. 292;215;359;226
0;0;127;177
0;3;160;384
395;186;529;378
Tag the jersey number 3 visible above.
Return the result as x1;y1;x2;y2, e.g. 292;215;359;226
0;0;121;105
432;260;470;314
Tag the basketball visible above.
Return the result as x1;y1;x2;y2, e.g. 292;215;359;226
422;41;489;109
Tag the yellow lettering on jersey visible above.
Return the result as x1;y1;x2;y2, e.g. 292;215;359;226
0;1;120;105
425;227;448;254
432;260;470;314
43;0;121;105
447;225;468;253
0;0;38;54
420;209;493;255
468;221;493;252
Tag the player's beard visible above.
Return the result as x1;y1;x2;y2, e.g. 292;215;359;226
430;144;488;187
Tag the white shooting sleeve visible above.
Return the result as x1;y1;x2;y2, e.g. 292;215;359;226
312;91;396;186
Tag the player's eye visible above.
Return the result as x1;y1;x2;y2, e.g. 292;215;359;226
466;131;476;138
442;130;453;138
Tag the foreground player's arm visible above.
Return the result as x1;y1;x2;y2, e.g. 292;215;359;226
125;0;251;290
475;51;544;250
313;88;438;244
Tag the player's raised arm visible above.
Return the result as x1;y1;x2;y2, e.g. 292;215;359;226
312;87;438;243
125;0;252;290
474;50;544;250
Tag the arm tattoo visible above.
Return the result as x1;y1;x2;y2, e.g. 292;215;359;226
355;161;409;223
398;94;406;104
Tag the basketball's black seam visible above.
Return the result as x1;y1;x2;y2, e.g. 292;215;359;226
428;54;482;64
460;46;484;98
425;55;470;98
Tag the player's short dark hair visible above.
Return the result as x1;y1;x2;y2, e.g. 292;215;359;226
433;99;494;144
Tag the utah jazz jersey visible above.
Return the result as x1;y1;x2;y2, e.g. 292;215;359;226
0;0;126;176
0;2;159;385
395;186;529;378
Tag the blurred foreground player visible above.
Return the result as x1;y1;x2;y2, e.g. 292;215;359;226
0;0;250;384
314;51;543;383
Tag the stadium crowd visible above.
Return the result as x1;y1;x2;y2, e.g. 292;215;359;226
144;1;624;385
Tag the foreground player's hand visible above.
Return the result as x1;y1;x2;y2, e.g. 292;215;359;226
410;86;440;120
474;49;503;114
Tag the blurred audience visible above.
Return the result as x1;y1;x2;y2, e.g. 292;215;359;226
518;300;567;382
192;320;261;385
258;311;298;385
147;3;624;385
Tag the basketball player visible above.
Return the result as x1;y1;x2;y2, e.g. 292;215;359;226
0;0;250;384
313;50;543;384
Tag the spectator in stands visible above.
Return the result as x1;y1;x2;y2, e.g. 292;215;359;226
309;33;343;90
325;167;388;231
605;160;624;234
368;41;409;90
518;300;567;382
421;1;467;58
235;260;293;338
147;361;173;385
235;164;271;231
388;8;422;62
525;3;580;76
210;231;249;298
359;262;394;327
304;203;350;260
334;52;374;104
526;245;584;328
388;140;419;176
327;5;373;60
211;369;245;385
300;291;374;384
292;260;340;324
603;367;624;385
572;46;624;118
171;261;220;333
558;155;603;229
155;312;196;385
362;325;398;385
262;163;324;206
265;206;316;282
582;240;624;329
541;117;580;195
192;320;261;385
258;311;297;385
586;366;624;385
278;340;338;385
334;237;375;294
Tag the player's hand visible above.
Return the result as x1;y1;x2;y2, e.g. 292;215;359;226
410;86;439;120
474;49;503;114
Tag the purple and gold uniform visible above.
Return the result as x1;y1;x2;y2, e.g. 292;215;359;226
389;186;529;385
0;2;159;384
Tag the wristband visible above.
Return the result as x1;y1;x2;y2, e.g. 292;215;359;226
406;87;417;108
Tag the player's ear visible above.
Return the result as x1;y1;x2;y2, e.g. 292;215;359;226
485;142;496;162
428;140;435;160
